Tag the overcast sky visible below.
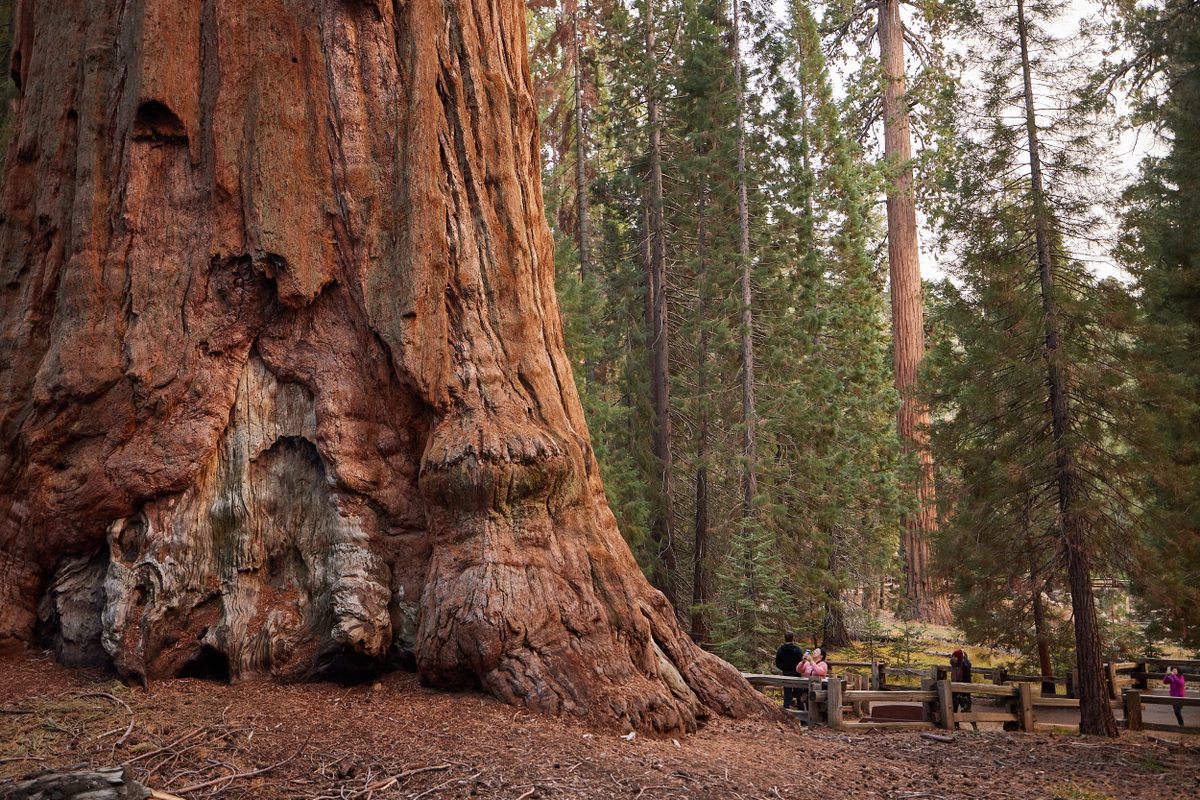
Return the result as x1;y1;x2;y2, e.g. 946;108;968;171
800;0;1151;283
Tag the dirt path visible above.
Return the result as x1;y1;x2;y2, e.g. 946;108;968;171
1;652;1197;799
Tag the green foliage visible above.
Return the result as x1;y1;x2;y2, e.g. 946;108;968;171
888;619;926;667
925;0;1139;666
529;0;1200;670
1109;0;1200;649
530;1;902;664
859;613;886;663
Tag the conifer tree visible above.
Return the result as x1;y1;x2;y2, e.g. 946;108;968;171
528;0;655;564
1110;0;1200;649
765;1;901;648
531;1;903;664
669;0;743;645
928;0;1132;736
821;0;962;623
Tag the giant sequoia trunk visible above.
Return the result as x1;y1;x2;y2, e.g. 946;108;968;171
877;0;950;625
0;0;768;734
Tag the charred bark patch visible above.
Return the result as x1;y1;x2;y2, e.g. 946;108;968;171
36;549;111;669
132;100;188;145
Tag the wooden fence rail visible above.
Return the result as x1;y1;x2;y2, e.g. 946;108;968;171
1123;689;1200;735
743;672;1197;735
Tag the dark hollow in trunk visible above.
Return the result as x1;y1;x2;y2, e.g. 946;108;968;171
0;0;769;735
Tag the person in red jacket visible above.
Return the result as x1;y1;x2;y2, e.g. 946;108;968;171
1164;666;1187;726
950;649;973;713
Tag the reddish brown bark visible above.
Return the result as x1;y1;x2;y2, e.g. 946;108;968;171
0;0;768;734
877;0;950;625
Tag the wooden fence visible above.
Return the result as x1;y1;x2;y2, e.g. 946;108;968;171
866;659;1173;700
743;662;1198;734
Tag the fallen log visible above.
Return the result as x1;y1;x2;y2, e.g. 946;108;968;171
0;767;148;800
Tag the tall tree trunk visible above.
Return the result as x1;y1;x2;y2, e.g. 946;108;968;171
731;0;757;527
0;0;769;734
822;551;851;648
691;186;711;646
571;1;590;278
1023;502;1056;695
1030;558;1056;696
643;0;678;609
877;0;949;625
1015;0;1117;737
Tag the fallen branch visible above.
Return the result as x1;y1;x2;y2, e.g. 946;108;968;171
175;741;305;794
920;733;954;743
395;763;453;780
149;790;187;800
411;775;460;800
121;728;206;766
341;762;453;799
71;692;135;746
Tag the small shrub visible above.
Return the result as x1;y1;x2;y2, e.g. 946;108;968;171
889;619;927;668
1050;783;1114;800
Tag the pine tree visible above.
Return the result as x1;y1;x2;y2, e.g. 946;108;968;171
1110;0;1200;649
530;1;902;664
928;0;1133;736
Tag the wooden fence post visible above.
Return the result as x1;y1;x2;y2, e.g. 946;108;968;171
1134;661;1148;691
920;678;935;723
993;666;1008;686
1106;662;1120;700
806;678;819;727
1017;682;1035;732
937;679;955;730
827;679;843;730
1066;669;1077;699
1124;689;1142;731
871;660;880;691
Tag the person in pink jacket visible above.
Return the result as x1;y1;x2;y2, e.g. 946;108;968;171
1164;666;1187;726
798;647;829;679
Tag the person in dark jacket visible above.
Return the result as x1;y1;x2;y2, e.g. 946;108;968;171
950;649;973;713
775;631;805;709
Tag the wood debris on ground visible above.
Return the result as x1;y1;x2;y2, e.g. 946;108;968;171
1;653;1196;799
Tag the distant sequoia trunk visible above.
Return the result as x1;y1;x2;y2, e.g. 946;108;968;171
0;0;768;734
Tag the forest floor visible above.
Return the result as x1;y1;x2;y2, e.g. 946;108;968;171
2;651;1197;800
